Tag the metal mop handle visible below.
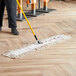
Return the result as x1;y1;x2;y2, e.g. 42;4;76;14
16;0;42;44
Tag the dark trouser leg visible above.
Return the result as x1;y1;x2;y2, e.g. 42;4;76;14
0;0;5;27
4;0;17;28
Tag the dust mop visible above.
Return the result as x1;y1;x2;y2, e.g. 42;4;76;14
3;34;71;59
3;0;71;58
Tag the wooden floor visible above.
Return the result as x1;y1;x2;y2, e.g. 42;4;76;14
0;1;76;76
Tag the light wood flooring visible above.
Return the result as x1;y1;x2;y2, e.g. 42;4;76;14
0;1;76;76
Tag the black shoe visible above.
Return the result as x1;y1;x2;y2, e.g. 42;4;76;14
11;28;19;35
0;27;2;31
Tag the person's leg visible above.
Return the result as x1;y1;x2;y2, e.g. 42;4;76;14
0;0;5;31
4;0;17;28
4;0;19;35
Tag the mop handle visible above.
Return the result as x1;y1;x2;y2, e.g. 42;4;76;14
16;0;35;36
16;0;42;44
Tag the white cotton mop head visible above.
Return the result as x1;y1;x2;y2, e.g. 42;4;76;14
3;34;71;59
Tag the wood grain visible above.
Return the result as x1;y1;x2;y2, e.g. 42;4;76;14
0;1;76;76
